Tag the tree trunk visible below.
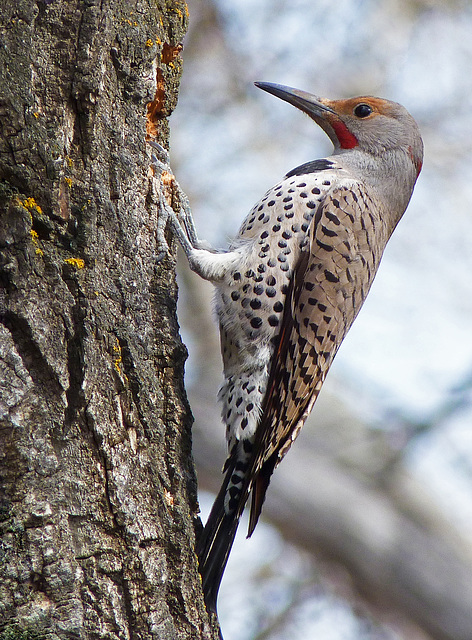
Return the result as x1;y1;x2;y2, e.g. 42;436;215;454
0;1;217;638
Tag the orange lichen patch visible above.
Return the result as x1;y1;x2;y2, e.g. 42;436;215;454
112;337;129;382
64;257;85;269
23;197;43;215
171;3;189;22
30;229;43;256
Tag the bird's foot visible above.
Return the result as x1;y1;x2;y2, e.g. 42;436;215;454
148;139;206;261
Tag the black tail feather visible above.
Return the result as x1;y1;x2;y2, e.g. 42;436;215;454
197;457;245;614
247;454;277;537
197;446;279;613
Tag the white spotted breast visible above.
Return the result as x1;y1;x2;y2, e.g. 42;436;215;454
214;160;354;447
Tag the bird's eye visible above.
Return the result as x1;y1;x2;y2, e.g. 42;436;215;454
354;103;373;118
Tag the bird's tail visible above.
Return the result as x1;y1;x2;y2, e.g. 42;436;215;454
197;455;248;614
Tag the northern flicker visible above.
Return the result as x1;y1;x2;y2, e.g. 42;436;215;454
153;82;423;615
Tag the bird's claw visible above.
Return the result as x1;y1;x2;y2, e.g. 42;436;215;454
149;138;206;261
148;139;170;163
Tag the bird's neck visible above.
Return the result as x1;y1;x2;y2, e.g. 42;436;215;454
330;147;418;233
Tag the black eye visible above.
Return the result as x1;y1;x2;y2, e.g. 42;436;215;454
354;103;373;118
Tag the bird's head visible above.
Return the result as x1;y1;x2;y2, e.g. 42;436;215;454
255;82;423;179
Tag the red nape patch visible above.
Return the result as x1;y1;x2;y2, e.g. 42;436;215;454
408;146;423;177
331;119;358;149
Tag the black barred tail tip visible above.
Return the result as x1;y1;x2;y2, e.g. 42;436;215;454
197;454;246;615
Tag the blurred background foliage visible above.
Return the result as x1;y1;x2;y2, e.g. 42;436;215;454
169;1;472;638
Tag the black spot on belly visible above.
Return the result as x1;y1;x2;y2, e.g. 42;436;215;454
243;439;253;453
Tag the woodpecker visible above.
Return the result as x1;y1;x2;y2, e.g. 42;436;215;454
153;82;423;615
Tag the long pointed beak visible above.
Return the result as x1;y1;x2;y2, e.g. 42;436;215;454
254;82;336;118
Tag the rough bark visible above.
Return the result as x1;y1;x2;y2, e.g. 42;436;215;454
0;1;217;638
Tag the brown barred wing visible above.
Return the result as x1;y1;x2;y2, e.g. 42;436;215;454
247;183;387;535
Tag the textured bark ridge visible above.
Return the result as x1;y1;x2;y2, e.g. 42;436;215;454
0;1;216;638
